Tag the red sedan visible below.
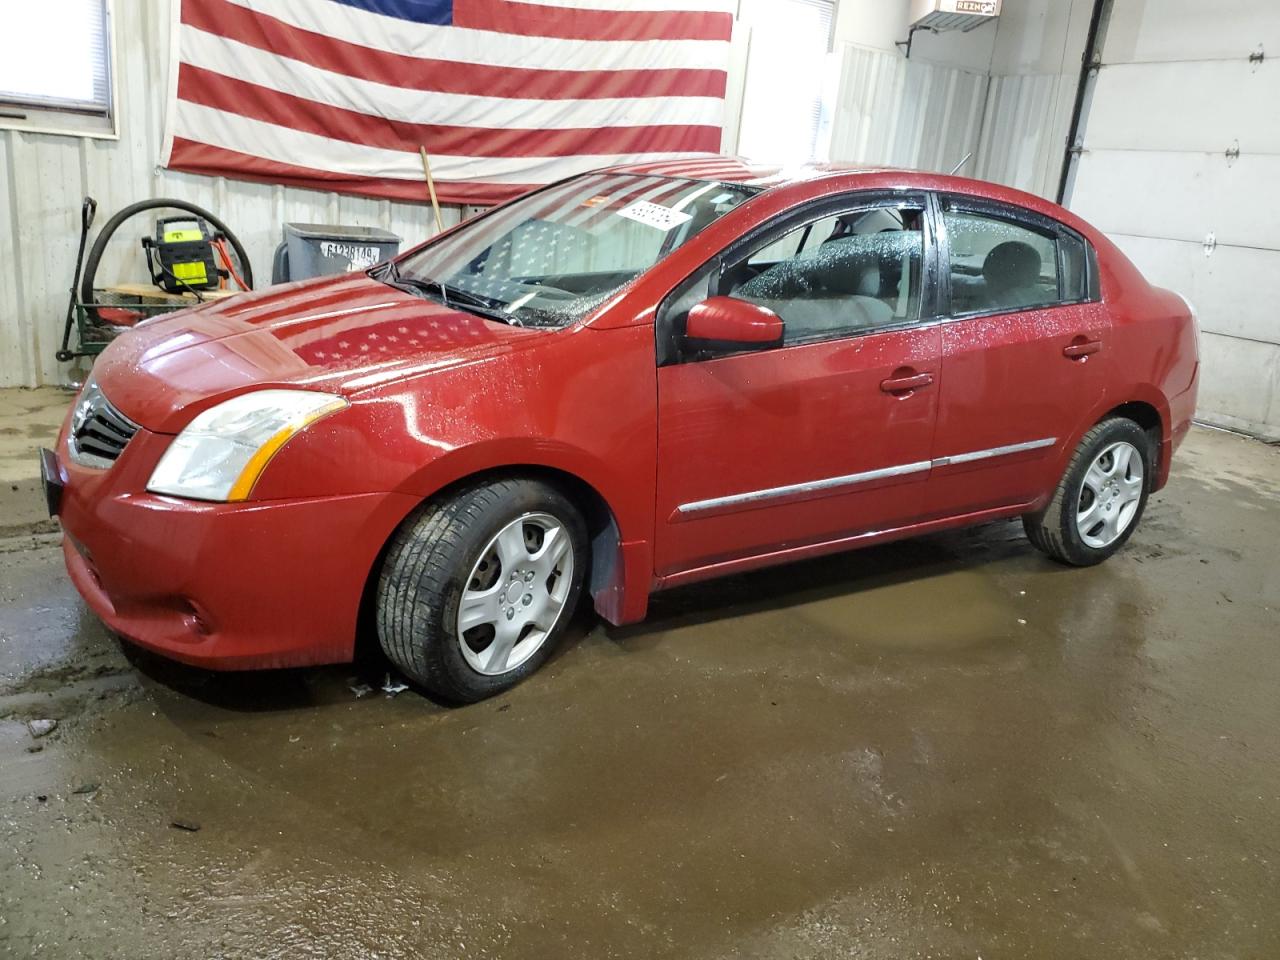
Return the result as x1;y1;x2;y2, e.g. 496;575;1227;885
43;160;1200;702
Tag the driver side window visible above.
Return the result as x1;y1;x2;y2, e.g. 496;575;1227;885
722;205;925;345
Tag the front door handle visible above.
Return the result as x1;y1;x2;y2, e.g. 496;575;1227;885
880;372;934;394
1063;338;1102;360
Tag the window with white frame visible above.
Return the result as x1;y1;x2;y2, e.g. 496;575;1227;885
0;0;115;137
735;0;836;165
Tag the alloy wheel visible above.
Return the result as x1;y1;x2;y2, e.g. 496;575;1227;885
455;512;574;676
1076;440;1144;549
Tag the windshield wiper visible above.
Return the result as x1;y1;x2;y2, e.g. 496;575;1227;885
437;283;506;313
372;260;446;301
372;262;511;323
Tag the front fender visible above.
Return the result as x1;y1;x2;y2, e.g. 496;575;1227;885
393;439;654;625
251;322;659;624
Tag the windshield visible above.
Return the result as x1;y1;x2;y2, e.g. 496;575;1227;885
384;173;758;328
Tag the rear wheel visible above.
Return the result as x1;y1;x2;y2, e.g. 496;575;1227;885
376;478;587;703
1023;417;1152;566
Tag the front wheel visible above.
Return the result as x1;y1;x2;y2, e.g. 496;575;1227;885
376;478;587;703
1023;417;1152;566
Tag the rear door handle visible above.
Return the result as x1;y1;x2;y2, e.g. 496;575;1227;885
880;372;934;394
1063;339;1102;359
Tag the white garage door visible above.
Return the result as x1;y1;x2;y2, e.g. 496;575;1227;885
1067;0;1280;441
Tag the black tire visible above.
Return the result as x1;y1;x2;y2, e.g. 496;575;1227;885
1023;417;1153;566
376;478;588;703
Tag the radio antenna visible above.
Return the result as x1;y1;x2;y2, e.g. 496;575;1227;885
948;152;974;176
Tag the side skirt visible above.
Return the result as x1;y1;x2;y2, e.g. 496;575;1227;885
653;500;1037;592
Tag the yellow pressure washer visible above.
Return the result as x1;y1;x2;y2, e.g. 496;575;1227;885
141;216;222;296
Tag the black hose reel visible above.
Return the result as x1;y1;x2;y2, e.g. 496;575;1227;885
78;197;254;327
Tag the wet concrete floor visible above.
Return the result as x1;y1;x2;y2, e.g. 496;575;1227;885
1;388;1278;958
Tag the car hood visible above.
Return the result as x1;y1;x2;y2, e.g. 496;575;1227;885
91;272;543;433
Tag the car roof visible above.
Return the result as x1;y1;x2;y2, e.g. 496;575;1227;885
600;156;885;189
600;155;1094;240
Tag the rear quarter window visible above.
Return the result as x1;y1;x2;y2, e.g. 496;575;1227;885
1059;231;1089;302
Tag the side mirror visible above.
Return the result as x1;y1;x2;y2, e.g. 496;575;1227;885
685;296;783;348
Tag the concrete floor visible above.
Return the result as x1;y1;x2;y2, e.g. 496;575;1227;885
1;386;1278;959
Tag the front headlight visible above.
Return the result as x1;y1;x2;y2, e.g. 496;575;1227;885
147;390;347;502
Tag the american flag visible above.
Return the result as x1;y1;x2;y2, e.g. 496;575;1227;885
163;0;736;205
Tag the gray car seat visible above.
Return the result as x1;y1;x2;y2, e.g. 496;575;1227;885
982;240;1044;309
735;237;894;337
807;241;894;327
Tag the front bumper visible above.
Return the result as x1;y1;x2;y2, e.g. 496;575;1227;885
51;429;419;670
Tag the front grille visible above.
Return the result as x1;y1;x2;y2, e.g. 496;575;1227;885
67;380;139;468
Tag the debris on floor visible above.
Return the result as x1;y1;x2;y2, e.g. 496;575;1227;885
381;673;409;697
26;718;58;738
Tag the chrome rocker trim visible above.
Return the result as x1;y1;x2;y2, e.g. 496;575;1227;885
675;437;1057;518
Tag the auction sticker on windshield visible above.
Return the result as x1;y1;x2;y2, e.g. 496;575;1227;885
617;201;694;231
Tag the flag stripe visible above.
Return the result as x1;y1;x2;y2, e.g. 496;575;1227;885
172;100;717;183
223;0;728;72
452;0;733;42
178;64;723;158
184;0;728;100
180;26;724;130
613;157;772;181
169;137;541;205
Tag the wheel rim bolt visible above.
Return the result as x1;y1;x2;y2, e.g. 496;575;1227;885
523;594;532;606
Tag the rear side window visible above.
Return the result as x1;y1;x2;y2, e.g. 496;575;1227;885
944;210;1059;314
942;204;1091;315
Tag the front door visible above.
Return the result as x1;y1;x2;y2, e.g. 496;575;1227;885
928;195;1111;517
654;194;942;580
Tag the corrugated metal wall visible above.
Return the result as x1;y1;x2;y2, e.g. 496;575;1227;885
826;42;1076;201
974;0;1091;200
0;0;462;388
973;71;1077;199
827;0;1092;201
828;44;990;176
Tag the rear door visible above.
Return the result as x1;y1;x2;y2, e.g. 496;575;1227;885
927;194;1110;517
653;192;943;579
